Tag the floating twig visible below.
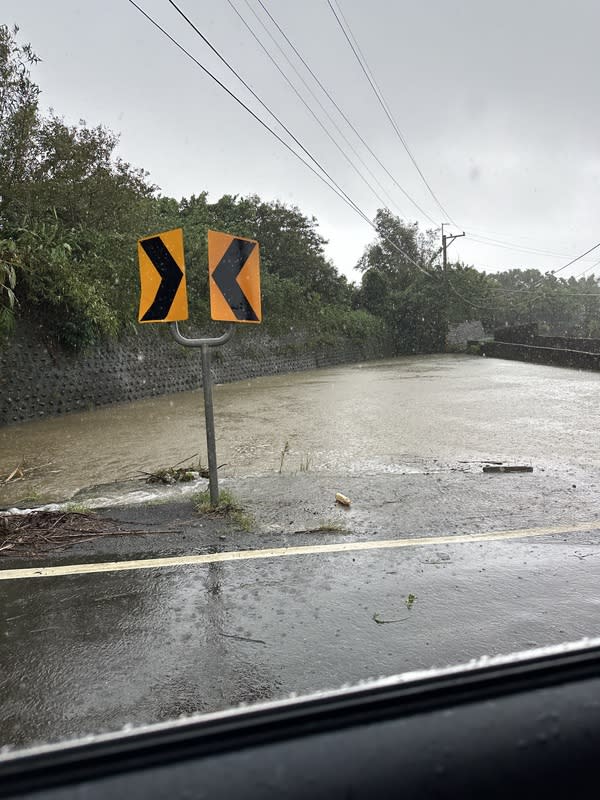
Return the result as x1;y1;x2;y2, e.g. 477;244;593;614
372;613;409;625
482;465;533;473
219;632;267;645
3;461;24;484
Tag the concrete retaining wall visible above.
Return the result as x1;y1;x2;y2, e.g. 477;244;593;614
482;340;600;370
0;321;390;427
482;324;600;370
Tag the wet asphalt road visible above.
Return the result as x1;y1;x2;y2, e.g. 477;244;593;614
2;355;600;749
2;510;600;749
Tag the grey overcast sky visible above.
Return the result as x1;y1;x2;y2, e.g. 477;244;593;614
4;0;600;280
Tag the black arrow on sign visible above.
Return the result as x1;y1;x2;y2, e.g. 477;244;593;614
140;236;184;321
212;238;258;322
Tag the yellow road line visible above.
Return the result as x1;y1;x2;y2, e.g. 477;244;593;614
0;520;598;582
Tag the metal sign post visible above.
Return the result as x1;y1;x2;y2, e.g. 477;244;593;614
137;227;261;508
170;322;234;506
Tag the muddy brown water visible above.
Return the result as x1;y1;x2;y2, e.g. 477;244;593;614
2;354;600;507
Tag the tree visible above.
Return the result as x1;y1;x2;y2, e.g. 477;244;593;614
0;26;163;348
356;210;446;353
358;268;389;316
480;268;597;335
0;25;39;222
357;209;437;281
0;24;39;337
444;262;494;328
10;116;159;349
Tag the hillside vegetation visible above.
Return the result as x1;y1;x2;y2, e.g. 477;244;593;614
2;26;599;353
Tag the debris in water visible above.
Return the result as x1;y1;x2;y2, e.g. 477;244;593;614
335;492;351;507
482;465;533;473
405;593;417;610
458;460;504;465
2;462;23;484
1;460;53;485
372;612;409;625
138;453;225;484
142;467;204;484
219;632;267;645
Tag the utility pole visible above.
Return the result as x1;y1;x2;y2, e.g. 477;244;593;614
441;224;465;345
442;223;448;307
442;227;465;314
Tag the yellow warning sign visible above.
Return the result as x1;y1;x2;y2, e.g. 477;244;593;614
137;228;188;323
208;230;261;324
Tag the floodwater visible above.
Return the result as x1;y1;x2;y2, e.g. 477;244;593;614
2;354;600;506
3;352;600;749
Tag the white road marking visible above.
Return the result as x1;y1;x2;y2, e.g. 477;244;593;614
0;520;598;582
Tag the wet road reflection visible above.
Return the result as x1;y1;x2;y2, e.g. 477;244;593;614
2;532;600;747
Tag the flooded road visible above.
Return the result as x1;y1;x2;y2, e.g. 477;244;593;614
2;354;600;506
3;353;600;750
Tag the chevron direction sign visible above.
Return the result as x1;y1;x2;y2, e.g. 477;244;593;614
137;228;188;323
208;230;262;324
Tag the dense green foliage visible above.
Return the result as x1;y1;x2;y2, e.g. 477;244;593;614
354;210;446;353
1;26;598;353
0;26;157;348
355;210;600;350
0;26;377;351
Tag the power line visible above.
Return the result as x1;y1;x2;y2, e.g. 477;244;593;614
488;286;600;297
326;0;456;225
127;2;369;223
452;258;600;277
571;258;600;280
448;246;600;309
550;239;600;276
240;0;407;218
456;262;543;272
164;0;347;200
448;279;596;313
448;259;600;319
448;246;600;311
464;226;600;258
165;0;432;273
126;0;433;276
446;280;510;312
460;223;572;247
465;232;600;261
225;0;399;216
253;0;439;225
164;0;430;272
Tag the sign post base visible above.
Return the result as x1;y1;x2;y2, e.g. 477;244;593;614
170;322;234;506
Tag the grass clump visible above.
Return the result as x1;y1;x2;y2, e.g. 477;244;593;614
278;441;290;474
64;502;93;514
299;454;312;472
315;520;345;533
193;489;255;532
